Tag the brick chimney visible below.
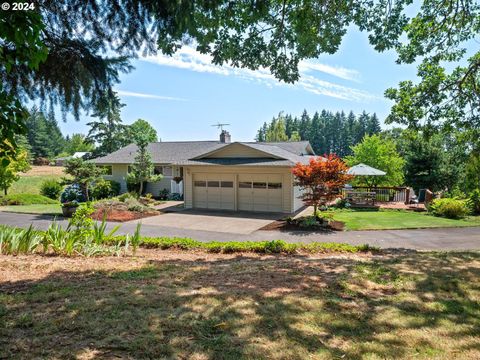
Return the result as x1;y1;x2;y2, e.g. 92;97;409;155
220;130;231;143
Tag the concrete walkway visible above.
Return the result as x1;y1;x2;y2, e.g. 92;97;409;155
1;212;479;250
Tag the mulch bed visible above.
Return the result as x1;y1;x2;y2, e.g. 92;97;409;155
260;219;345;232
91;208;160;222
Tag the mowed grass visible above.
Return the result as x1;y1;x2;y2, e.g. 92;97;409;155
0;204;62;216
327;209;480;230
9;166;65;195
0;250;479;359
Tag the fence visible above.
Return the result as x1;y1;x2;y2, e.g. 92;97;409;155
341;186;408;203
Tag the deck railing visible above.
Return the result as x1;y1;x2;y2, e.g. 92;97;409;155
341;186;408;203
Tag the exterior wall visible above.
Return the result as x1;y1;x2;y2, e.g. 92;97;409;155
184;166;294;213
104;164;129;193
293;184;305;212
204;143;273;158
102;164;182;195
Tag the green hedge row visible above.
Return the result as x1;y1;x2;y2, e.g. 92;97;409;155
114;236;377;254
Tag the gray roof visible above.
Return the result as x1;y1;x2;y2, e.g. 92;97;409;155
92;140;317;167
347;163;387;176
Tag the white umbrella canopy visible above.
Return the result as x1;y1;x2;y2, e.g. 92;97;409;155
347;163;386;176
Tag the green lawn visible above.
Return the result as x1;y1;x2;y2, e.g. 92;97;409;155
1;251;479;359
0;204;62;216
327;209;480;230
9;175;60;195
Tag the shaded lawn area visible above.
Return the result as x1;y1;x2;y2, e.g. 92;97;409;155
326;209;480;231
0;204;62;216
1;250;479;359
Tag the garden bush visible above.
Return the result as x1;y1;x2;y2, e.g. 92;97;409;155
468;189;480;215
158;189;169;200
91;179;121;200
428;198;471;219
0;193;58;205
60;183;86;203
40;179;63;200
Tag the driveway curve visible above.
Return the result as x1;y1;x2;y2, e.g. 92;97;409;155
0;212;479;251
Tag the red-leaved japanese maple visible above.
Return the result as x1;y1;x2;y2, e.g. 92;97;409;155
292;154;353;214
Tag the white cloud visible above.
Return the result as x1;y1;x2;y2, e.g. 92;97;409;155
298;61;361;82
142;46;375;102
115;89;187;101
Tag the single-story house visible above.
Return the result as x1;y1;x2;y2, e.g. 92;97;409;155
55;152;91;166
92;131;316;213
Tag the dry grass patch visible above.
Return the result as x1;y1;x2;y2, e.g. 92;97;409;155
0;250;479;359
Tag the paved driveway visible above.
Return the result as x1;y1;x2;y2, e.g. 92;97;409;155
136;209;281;234
0;212;479;250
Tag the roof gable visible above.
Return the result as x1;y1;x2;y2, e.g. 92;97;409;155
194;142;284;160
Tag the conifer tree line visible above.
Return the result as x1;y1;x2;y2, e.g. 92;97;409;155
256;110;382;157
21;91;159;162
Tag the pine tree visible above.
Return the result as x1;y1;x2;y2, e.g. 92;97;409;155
366;113;382;135
87;90;127;156
26;108;52;158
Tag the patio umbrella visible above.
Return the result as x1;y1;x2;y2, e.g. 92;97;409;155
346;163;386;176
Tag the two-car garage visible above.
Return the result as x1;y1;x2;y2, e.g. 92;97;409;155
192;172;286;213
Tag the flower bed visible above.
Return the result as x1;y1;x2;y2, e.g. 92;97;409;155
91;198;159;222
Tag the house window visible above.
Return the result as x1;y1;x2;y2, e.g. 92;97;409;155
98;165;112;175
154;166;163;175
194;181;206;187
221;181;233;188
239;182;252;188
207;181;220;188
253;182;267;189
268;182;282;189
127;165;133;173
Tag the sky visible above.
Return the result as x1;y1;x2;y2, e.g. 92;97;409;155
58;25;419;142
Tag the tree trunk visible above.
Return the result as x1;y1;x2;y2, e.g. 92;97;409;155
139;180;144;196
3;188;7;196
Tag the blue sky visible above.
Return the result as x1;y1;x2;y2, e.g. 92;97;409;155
59;26;419;142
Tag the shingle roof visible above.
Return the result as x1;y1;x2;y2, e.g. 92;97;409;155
92;140;317;166
92;141;225;164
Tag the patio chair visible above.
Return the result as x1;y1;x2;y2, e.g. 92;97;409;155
417;189;426;203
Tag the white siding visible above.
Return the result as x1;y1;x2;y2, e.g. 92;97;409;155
105;164;128;193
103;164;182;195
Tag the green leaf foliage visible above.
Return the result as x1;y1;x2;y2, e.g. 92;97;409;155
345;134;405;187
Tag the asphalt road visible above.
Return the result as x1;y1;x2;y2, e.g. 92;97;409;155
0;212;479;250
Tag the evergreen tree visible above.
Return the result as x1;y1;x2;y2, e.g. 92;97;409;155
126;135;162;195
87;90;127;156
265;115;289;142
26;108;53;158
366;113;382;135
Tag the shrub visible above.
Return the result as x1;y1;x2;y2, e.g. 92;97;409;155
158;189;169;200
428;198;471;219
91;179;121;200
60;183;86;203
168;192;183;201
118;192;136;202
468;189;480;215
40;179;63;200
0;193;58;205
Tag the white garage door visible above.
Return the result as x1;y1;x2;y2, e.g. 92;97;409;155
193;173;235;210
238;174;283;212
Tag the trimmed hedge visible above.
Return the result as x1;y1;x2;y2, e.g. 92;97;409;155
0;193;58;205
119;236;377;254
